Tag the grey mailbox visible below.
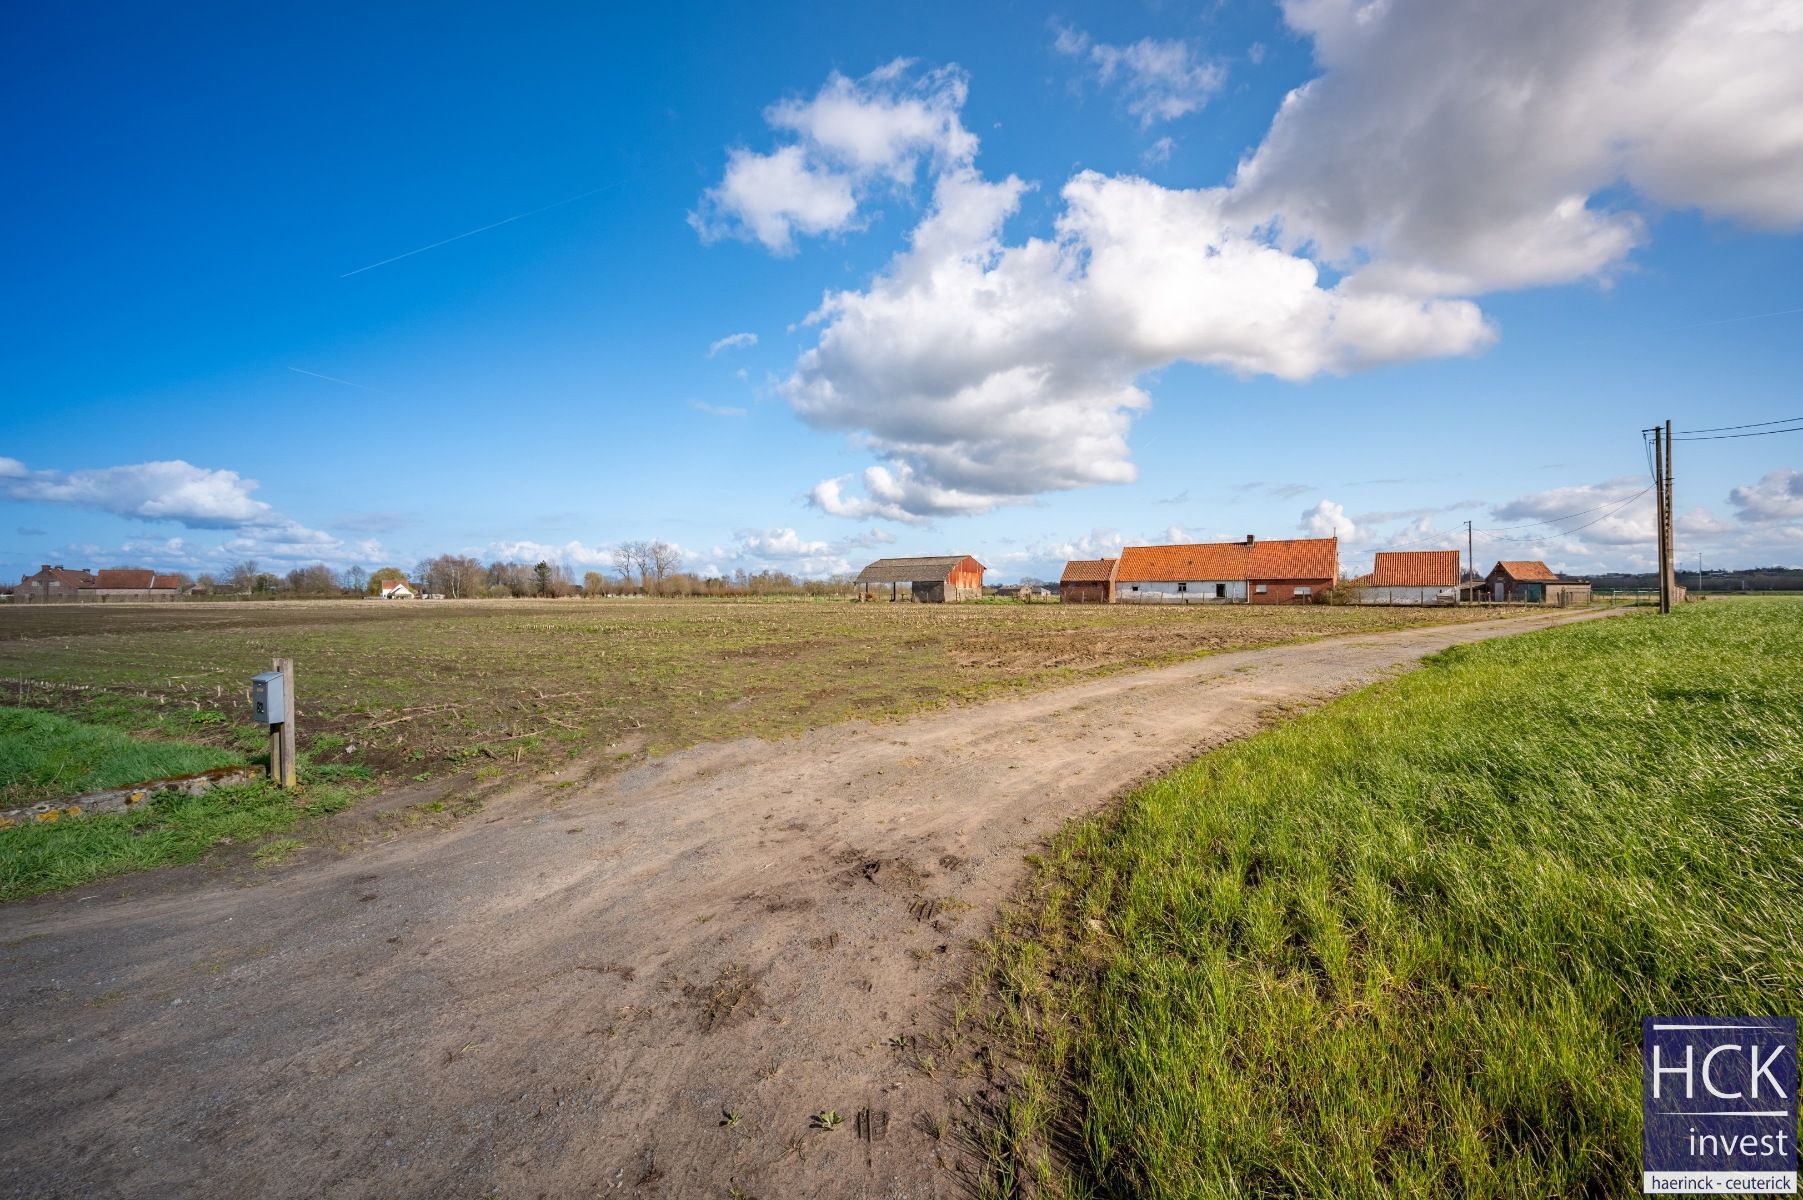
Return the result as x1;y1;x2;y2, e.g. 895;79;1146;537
251;671;286;726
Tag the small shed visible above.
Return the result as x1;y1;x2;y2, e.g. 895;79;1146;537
854;555;985;603
1059;558;1118;604
1486;560;1592;606
1350;550;1461;605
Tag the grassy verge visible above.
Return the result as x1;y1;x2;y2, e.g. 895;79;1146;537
0;778;360;901
972;599;1803;1197
0;706;246;810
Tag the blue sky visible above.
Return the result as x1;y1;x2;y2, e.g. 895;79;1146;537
5;0;1801;584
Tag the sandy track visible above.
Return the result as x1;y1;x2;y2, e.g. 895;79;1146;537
0;607;1617;1199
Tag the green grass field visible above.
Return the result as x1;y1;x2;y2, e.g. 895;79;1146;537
973;599;1803;1197
0;706;246;810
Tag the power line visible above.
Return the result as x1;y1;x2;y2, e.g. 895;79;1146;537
1672;424;1803;442
1483;486;1652;543
1676;415;1803;435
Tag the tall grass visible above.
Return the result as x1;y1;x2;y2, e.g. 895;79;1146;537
976;599;1803;1197
0;706;245;808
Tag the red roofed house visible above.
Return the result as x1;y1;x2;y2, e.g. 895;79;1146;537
1059;557;1118;604
1114;536;1338;605
1486;560;1592;606
1349;550;1462;605
93;569;182;602
15;564;96;602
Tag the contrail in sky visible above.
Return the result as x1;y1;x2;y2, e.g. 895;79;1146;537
288;366;382;392
339;181;625;278
1661;305;1803;332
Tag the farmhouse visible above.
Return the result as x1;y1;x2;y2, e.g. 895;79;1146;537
380;580;416;600
1114;536;1338;604
14;564;96;602
1487;560;1593;606
1349;550;1461;605
93;569;182;602
854;555;985;603
1059;557;1118;604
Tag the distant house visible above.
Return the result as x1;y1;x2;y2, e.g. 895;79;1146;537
93;569;182;602
1349;550;1461;605
1486;560;1593;606
1114;536;1338;604
15;564;95;603
1059;558;1118;604
379;580;416;600
854;556;985;603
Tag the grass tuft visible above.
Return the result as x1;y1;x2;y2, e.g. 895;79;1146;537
974;599;1803;1198
0;706;245;809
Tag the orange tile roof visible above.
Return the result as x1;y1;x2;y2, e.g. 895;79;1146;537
151;574;182;590
1116;542;1249;582
1115;537;1337;583
1370;550;1460;587
1248;537;1338;581
1060;557;1117;583
96;569;155;589
1492;559;1558;582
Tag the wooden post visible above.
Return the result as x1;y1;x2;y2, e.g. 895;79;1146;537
1653;425;1670;614
274;656;297;788
1662;418;1676;612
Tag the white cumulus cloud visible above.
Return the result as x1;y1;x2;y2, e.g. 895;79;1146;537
1055;27;1227;125
1728;468;1803;523
690;61;977;254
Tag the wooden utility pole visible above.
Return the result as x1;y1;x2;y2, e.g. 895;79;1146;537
273;656;297;788
1652;425;1669;613
1661;418;1676;613
1465;519;1475;604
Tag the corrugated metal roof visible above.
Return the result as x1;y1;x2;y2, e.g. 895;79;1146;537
1060;557;1117;583
1492;559;1559;582
1370;550;1460;587
854;555;983;584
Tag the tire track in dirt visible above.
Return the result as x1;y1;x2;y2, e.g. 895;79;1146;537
0;607;1620;1199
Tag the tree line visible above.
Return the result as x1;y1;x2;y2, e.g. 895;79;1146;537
194;547;857;599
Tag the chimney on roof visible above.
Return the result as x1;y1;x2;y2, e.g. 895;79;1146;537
1245;535;1256;545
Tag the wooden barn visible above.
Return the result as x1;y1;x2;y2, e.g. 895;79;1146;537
1059;557;1118;604
1349;550;1461;605
854;555;985;603
1114;536;1337;604
1486;560;1592;606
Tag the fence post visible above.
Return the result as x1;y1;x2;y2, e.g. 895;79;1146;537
273;657;298;789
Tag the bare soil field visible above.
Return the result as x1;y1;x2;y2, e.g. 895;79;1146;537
0;605;1616;1200
0;598;1531;786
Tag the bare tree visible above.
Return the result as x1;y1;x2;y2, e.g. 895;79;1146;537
582;570;606;597
647;540;682;595
340;565;368;594
228;560;259;592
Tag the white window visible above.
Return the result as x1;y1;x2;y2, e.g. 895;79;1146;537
1254;584;1268;594
1176;582;1188;593
1295;586;1312;596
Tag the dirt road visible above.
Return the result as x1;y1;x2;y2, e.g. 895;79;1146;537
0;607;1618;1199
